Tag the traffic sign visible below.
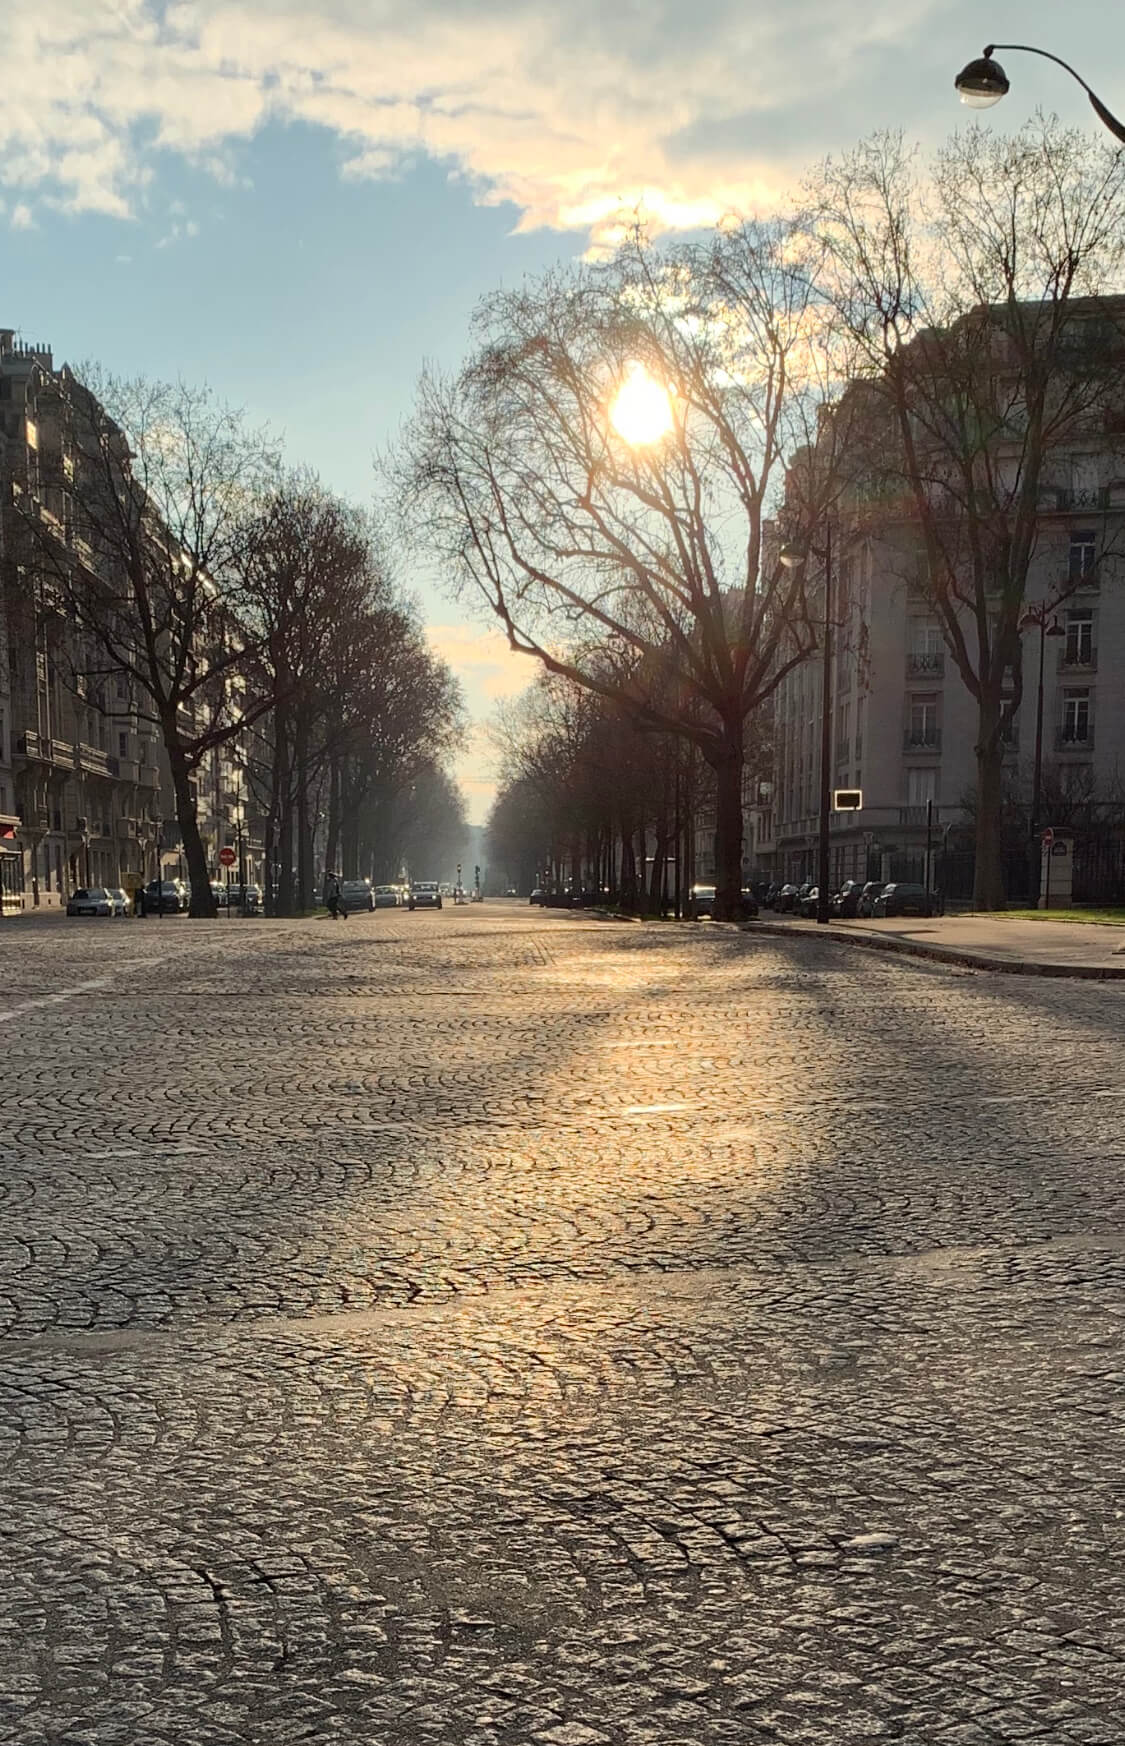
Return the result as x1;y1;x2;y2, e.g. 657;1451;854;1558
833;789;863;811
219;845;237;867
1041;828;1054;850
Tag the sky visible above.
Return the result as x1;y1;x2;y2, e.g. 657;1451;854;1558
4;0;1123;821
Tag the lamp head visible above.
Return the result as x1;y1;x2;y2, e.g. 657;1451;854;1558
778;541;806;571
955;50;1009;109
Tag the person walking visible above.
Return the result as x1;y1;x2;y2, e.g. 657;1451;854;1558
327;873;348;921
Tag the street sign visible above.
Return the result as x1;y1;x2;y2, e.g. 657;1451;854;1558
833;789;863;811
219;845;237;867
1041;828;1054;850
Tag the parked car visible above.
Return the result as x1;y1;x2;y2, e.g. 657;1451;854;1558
144;878;189;913
106;887;130;917
67;886;114;917
341;878;374;912
690;883;717;917
772;883;800;913
739;887;760;919
373;884;401;908
872;882;933;918
210;881;229;909
831;879;865;918
408;881;443;910
856;880;886;917
529;887;546;905
797;885;822;919
228;883;262;914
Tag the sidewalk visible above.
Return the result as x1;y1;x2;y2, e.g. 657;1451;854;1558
750;911;1125;979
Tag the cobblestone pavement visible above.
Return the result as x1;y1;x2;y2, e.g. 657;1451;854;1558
2;905;1124;1745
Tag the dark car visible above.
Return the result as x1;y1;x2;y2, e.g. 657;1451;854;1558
408;881;443;910
872;882;933;918
690;883;716;917
144;878;189;913
856;880;885;917
773;883;800;913
831;879;866;918
798;885;822;919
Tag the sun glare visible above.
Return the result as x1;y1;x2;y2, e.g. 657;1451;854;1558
609;361;675;447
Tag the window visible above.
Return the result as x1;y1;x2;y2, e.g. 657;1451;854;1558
907;768;938;806
119;732;129;757
1069;531;1097;582
0;709;5;763
1070;455;1101;503
906;696;940;748
1062;690;1091;743
908;619;944;675
1065;609;1093;666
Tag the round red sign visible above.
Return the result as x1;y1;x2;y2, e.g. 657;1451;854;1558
1041;828;1054;849
219;846;237;867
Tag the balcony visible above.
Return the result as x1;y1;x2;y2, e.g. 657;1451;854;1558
1056;727;1094;752
15;729;45;762
1058;650;1097;675
903;728;942;753
907;651;945;678
78;743;119;778
114;815;142;840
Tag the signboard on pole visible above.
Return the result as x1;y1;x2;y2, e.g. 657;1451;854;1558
833;789;863;811
219;846;237;868
1041;828;1054;850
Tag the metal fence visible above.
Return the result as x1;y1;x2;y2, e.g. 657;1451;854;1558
887;839;1125;907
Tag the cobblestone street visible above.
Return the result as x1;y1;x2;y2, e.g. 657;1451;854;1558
2;905;1123;1744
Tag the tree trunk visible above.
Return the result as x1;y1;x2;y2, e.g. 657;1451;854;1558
619;824;636;912
166;735;216;918
710;731;744;921
325;754;342;893
295;718;312;911
973;716;1007;910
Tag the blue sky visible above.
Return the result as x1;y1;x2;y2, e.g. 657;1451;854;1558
5;0;1123;816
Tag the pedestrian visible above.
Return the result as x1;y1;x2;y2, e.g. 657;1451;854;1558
327;873;341;920
134;884;145;918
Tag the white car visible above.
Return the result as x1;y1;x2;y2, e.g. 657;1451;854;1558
106;886;130;917
67;886;114;917
373;884;401;908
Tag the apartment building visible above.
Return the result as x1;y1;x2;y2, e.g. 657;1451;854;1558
769;489;1125;892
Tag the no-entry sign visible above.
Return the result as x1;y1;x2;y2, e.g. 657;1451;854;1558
1041;828;1054;850
219;846;237;868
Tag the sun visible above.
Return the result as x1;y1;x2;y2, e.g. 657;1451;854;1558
609;361;675;447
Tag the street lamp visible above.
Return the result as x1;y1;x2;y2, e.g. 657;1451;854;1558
1020;604;1066;851
780;526;834;925
955;45;1125;143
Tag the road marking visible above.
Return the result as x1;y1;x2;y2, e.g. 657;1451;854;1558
0;977;113;1023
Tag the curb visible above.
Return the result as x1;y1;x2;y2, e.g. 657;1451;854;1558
746;920;1125;981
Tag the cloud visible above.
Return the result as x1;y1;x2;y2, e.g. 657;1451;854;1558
426;621;535;703
1;0;986;247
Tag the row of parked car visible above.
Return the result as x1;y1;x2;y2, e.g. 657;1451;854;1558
67;877;265;917
763;878;941;919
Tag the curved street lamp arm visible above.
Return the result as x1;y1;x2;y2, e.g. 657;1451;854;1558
986;41;1125;143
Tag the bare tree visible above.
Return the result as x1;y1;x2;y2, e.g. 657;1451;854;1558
20;370;277;916
811;121;1125;907
398;225;843;919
